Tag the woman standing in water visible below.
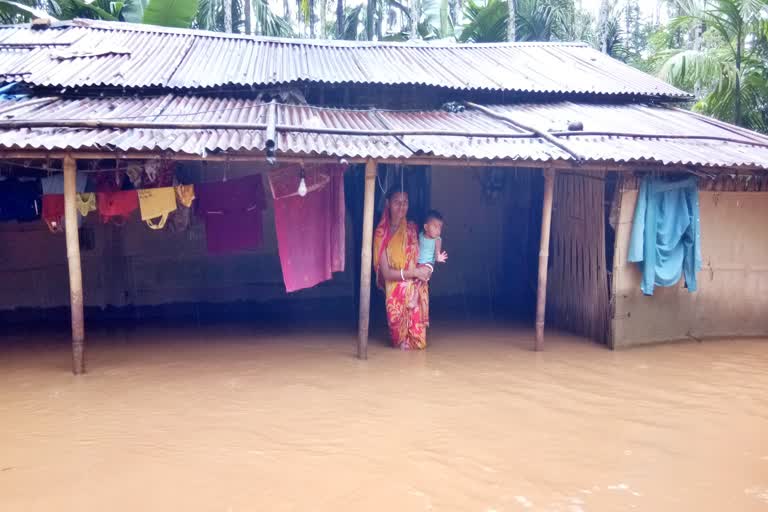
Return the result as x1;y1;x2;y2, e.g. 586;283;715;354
373;189;433;349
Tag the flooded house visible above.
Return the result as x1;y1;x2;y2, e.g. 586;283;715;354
0;19;766;375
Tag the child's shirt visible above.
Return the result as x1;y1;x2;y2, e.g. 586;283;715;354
418;232;440;265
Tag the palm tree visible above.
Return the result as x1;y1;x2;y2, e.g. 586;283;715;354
458;0;506;42
459;0;583;43
0;0;57;23
658;0;768;129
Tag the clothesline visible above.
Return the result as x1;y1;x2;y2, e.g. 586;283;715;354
0;161;349;294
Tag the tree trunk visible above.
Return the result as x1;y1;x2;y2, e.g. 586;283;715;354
735;30;742;126
336;0;344;37
308;0;316;37
244;0;252;34
598;0;610;53
224;0;233;32
320;0;327;38
506;0;514;41
409;0;418;39
693;22;703;98
366;0;376;40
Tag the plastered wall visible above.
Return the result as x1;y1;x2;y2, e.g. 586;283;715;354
611;189;768;347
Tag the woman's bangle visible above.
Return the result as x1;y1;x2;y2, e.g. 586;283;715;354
400;269;405;281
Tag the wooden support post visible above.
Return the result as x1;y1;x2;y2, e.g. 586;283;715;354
357;160;377;360
535;168;556;351
63;155;85;374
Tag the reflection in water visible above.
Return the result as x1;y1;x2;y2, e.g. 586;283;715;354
0;325;766;511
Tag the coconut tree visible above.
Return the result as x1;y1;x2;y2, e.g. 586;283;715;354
657;0;768;129
458;0;585;43
0;0;56;23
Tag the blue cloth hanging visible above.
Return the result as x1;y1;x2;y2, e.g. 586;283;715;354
628;176;703;296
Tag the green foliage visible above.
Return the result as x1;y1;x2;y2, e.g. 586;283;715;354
654;0;768;131
0;0;52;23
143;0;199;27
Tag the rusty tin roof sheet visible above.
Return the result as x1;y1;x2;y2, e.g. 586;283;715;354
0;20;689;98
0;96;766;168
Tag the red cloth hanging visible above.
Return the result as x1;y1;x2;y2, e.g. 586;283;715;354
270;165;346;293
97;190;139;224
42;194;65;232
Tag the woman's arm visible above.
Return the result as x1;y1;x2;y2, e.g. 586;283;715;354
380;251;431;282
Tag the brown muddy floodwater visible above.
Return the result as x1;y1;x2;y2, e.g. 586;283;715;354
0;324;767;511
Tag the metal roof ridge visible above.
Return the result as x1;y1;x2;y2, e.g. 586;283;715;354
20;19;590;49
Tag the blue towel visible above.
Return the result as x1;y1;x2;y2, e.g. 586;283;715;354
628;177;702;296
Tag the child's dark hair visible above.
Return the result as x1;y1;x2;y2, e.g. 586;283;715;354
424;209;443;224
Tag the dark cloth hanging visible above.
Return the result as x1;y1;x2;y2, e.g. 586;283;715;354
196;174;266;254
0;177;42;222
269;165;346;293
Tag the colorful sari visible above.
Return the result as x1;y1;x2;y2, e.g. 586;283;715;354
373;210;429;350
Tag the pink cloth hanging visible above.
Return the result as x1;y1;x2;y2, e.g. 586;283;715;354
270;165;346;293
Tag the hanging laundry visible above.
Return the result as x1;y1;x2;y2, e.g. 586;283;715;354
0;177;41;222
41;174;88;232
628;176;702;296
97;190;139;225
126;163;144;188
269;165;346;293
138;187;177;230
169;203;192;233
91;169;128;192
168;184;195;233
175;184;195;207
76;193;97;218
196;175;266;254
143;160;175;188
41;173;87;195
42;194;65;232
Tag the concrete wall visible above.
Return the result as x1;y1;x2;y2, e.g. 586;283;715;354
611;189;768;348
0;164;537;313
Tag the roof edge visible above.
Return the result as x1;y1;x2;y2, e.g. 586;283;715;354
0;18;593;49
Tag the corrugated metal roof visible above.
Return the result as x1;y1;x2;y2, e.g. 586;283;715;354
1;96;767;169
0;20;690;98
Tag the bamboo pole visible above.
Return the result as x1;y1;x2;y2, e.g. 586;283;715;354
535;168;555;351
63;155;85;374
357;160;377;360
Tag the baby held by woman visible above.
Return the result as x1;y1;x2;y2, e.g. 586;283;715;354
409;210;447;308
418;210;447;271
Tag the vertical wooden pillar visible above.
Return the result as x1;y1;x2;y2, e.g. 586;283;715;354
535;168;555;351
63;155;85;374
357;160;377;360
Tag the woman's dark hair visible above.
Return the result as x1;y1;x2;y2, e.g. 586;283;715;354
384;186;408;202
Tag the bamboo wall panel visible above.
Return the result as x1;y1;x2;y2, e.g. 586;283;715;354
546;172;610;343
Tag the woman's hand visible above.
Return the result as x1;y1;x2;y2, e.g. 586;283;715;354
412;266;433;282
